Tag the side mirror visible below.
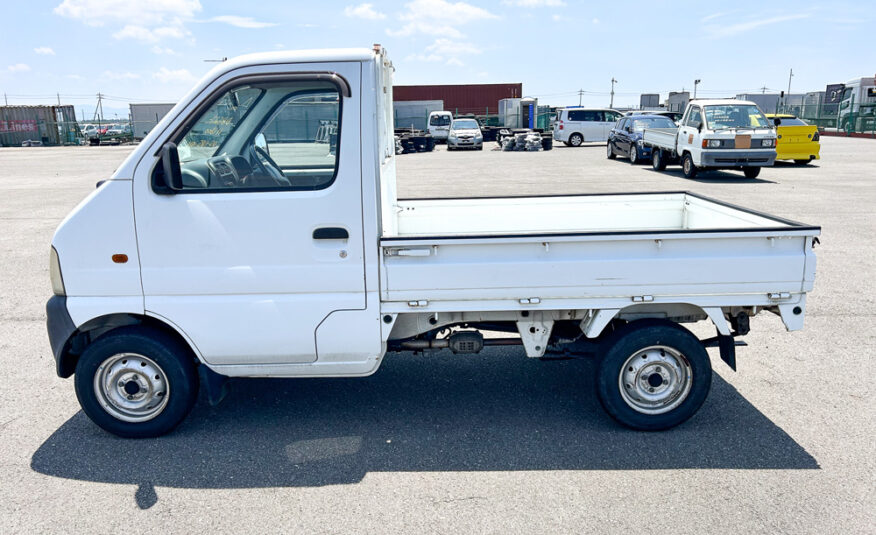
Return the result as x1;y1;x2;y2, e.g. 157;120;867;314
160;142;183;192
691;120;702;132
254;132;268;154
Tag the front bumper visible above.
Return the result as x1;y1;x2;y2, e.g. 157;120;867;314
46;295;76;378
449;138;482;149
700;149;776;167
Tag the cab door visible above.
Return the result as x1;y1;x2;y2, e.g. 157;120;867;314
132;63;368;366
678;106;702;156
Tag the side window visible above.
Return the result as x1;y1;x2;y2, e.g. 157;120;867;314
567;110;583;122
168;79;342;192
604;111;620;122
582;110;601;122
686;107;702;127
618;118;628;130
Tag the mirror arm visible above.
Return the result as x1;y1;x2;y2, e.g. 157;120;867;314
160;142;183;193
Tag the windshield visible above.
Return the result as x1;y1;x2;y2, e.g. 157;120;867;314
704;104;769;129
178;86;263;162
775;117;808;126
631;117;676;130
451;119;479;130
430;114;451;126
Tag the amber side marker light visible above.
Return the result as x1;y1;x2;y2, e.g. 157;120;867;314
112;254;128;264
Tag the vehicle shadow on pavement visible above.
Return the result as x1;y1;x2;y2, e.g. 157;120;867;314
643;168;778;184
31;349;818;509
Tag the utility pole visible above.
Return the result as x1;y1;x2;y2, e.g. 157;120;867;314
760;86;768;94
610;78;617;108
786;68;793;107
578;89;584;106
57;93;61;107
694;79;701;99
3;93;6;106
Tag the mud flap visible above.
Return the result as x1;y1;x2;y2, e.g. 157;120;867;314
199;365;229;406
717;334;736;371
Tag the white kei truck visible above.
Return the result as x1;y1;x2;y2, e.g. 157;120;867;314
46;47;820;438
642;99;778;179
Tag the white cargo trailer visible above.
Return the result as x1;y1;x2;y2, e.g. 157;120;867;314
47;47;820;438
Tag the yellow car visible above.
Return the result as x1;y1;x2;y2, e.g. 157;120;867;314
766;114;820;164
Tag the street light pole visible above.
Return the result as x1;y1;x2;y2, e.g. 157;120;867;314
610;78;617;108
694;79;701;99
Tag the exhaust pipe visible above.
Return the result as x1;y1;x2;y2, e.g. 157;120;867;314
396;332;522;354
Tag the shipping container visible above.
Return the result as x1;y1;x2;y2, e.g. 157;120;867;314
393;100;443;130
0;105;78;147
130;103;175;140
394;83;522;116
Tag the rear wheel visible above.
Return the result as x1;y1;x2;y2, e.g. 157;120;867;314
606;141;617;159
652;149;666;170
569;133;583;147
629;143;639;164
596;320;712;431
743;167;761;178
794;158;812;165
74;326;199;438
682;153;698;178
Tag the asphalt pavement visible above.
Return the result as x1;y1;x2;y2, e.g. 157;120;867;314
0;138;873;533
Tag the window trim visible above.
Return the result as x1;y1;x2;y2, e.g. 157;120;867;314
152;72;347;195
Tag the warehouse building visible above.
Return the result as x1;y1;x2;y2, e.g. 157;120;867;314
394;83;522;116
0;105;79;147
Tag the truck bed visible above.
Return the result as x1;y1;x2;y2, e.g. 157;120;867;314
642;128;678;151
380;192;819;312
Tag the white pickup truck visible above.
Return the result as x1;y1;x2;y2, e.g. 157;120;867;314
46;47;819;438
643;99;777;179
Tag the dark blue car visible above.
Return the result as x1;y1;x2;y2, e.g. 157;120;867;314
607;115;677;164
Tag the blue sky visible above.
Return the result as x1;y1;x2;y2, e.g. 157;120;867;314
0;0;871;120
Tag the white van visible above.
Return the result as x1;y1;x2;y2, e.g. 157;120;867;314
427;111;453;141
554;108;623;146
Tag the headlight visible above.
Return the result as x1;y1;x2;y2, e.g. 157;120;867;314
50;246;65;296
707;139;721;148
761;138;775;147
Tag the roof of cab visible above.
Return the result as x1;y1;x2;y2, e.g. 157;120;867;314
218;48;376;73
688;98;758;106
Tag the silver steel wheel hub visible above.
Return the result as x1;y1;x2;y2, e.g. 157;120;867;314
684;158;691;173
94;353;170;423
618;345;692;415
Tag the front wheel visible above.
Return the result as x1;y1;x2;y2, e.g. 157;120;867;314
629;143;639;164
74;326;199;438
606;141;617;159
682;153;698;178
743;167;761;178
596;320;712;431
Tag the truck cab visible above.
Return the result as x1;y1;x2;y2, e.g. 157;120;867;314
427;111;453;141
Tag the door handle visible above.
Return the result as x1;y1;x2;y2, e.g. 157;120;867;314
313;227;348;240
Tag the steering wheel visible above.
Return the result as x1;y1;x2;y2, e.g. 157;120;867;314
253;146;291;186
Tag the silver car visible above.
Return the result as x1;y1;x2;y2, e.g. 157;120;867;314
447;118;483;151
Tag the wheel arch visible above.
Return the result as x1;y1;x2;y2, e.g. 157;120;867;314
581;303;722;339
57;313;203;378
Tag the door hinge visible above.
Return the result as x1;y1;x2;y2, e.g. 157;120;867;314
631;295;654;303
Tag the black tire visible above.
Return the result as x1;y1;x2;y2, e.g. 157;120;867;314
682;153;698;178
596;319;712;431
743;167;761;178
793;158;812;165
629;144;639;164
563;141;571;147
652;149;667;171
569;133;583;147
606;141;617;159
74;326;199;438
477;145;483;151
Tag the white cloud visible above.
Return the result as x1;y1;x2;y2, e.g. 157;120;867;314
592;18;599;24
445;57;464;67
55;0;199;43
54;0;201;26
102;70;140;80
406;38;482;67
151;46;178;55
503;0;565;6
67;74;85;80
209;15;277;28
551;14;561;21
153;67;196;83
706;14;810;38
700;12;726;22
344;3;386;20
34;47;56;55
113;24;189;43
388;0;497;38
7;63;31;72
